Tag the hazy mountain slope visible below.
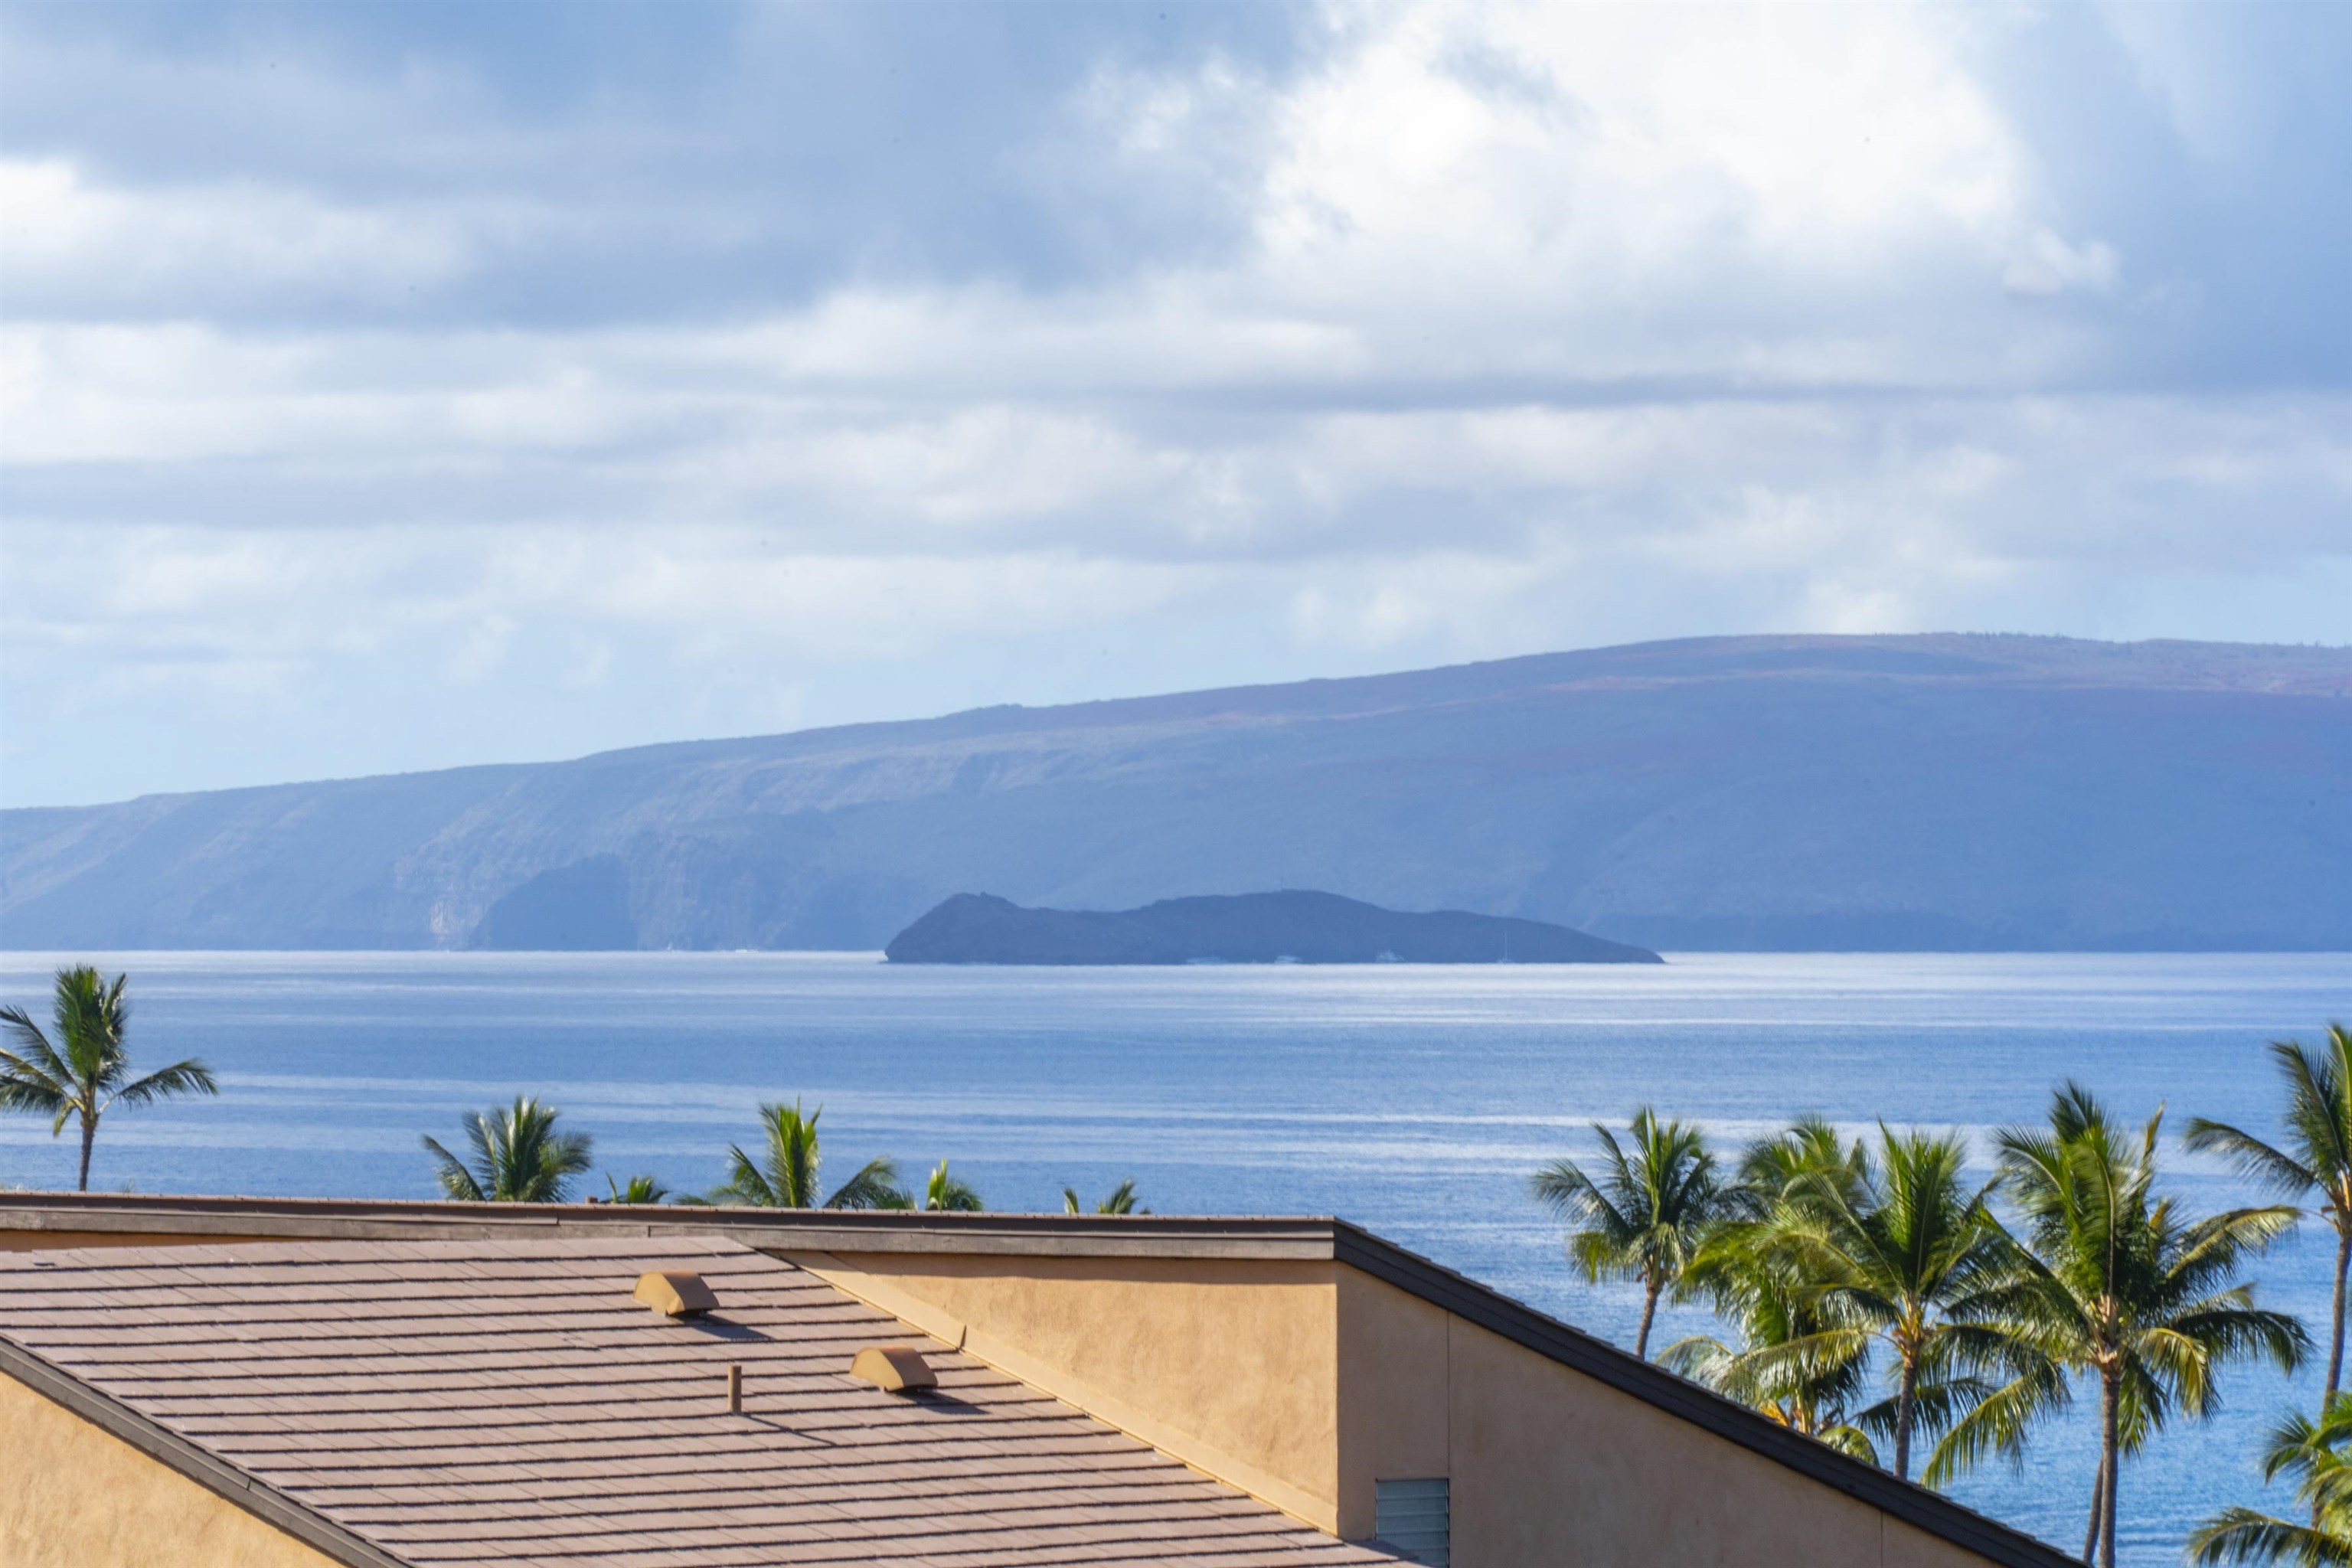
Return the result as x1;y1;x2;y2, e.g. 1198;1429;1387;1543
5;634;2347;952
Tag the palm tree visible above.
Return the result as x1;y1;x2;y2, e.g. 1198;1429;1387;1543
1532;1108;1735;1358
423;1095;593;1202
1065;1178;1147;1214
1671;1118;1958;1470
920;1160;983;1212
1738;1116;1869;1210
1765;1128;2025;1481
605;1173;669;1204
1941;1083;2308;1568
2188;1024;2352;1400
715;1099;906;1209
1667;1220;1878;1461
0;966;217;1191
2190;1396;2352;1565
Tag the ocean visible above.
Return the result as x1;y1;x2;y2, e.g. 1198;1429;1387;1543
2;949;2346;1563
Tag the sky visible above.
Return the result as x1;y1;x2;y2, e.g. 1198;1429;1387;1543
3;2;2347;808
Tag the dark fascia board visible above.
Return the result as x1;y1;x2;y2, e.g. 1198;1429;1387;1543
0;1194;2074;1568
0;1333;407;1568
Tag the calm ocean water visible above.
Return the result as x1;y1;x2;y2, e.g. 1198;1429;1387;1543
2;949;2346;1562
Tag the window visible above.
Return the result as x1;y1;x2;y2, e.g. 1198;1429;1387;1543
1374;1477;1449;1566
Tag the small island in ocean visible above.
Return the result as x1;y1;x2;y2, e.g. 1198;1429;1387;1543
884;890;1664;965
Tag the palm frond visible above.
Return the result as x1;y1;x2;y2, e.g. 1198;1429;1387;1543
2188;1508;2352;1566
1566;1227;1646;1285
423;1096;589;1203
824;1156;907;1210
1066;1178;1145;1215
1535;1109;1733;1298
1;1004;87;1138
1856;1374;1996;1442
2185;1117;2321;1199
1920;1356;2072;1487
1715;1327;1874;1388
1657;1334;1735;1383
421;1135;487;1202
1532;1157;1632;1236
606;1173;669;1204
921;1160;984;1213
532;1127;594;1202
2168;1204;2306;1300
51;966;129;1088
105;1058;218;1110
0;1006;76;1092
1738;1116;1865;1206
1818;1423;1880;1465
2271;1030;2352;1209
0;1046;73;1117
717;1141;777;1205
2151;1306;2311;1390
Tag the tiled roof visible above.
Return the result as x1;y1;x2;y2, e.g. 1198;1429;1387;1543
0;1236;1396;1568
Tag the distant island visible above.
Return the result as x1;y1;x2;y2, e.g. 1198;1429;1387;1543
884;890;1664;965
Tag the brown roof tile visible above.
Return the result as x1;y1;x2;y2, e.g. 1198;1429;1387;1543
0;1236;1390;1568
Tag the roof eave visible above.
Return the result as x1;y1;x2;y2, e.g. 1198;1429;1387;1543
0;1332;406;1568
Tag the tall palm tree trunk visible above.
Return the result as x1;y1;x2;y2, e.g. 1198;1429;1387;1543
1635;1272;1662;1359
2330;1226;2350;1402
2326;1227;2350;1533
77;1113;96;1192
2099;1367;2121;1568
1893;1353;1919;1481
2081;1467;2102;1565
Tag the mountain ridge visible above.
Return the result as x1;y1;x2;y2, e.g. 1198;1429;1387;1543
5;632;2347;952
21;631;2345;815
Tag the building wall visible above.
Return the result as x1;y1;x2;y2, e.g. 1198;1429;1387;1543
1332;1266;1451;1540
805;1250;2020;1568
798;1250;1345;1530
1442;1295;1883;1565
1888;1517;2018;1568
0;1373;340;1568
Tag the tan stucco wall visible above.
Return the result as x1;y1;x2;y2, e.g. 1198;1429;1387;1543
1886;1516;2024;1568
796;1250;1344;1529
802;1250;2021;1568
1443;1301;1884;1566
1333;1266;1450;1540
0;1372;340;1568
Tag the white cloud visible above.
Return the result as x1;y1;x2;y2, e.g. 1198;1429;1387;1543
2002;229;2119;296
0;158;479;312
1229;2;2120;384
1;2;2345;805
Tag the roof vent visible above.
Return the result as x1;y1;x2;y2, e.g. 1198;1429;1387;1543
1375;1478;1450;1566
633;1269;719;1318
850;1344;938;1393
